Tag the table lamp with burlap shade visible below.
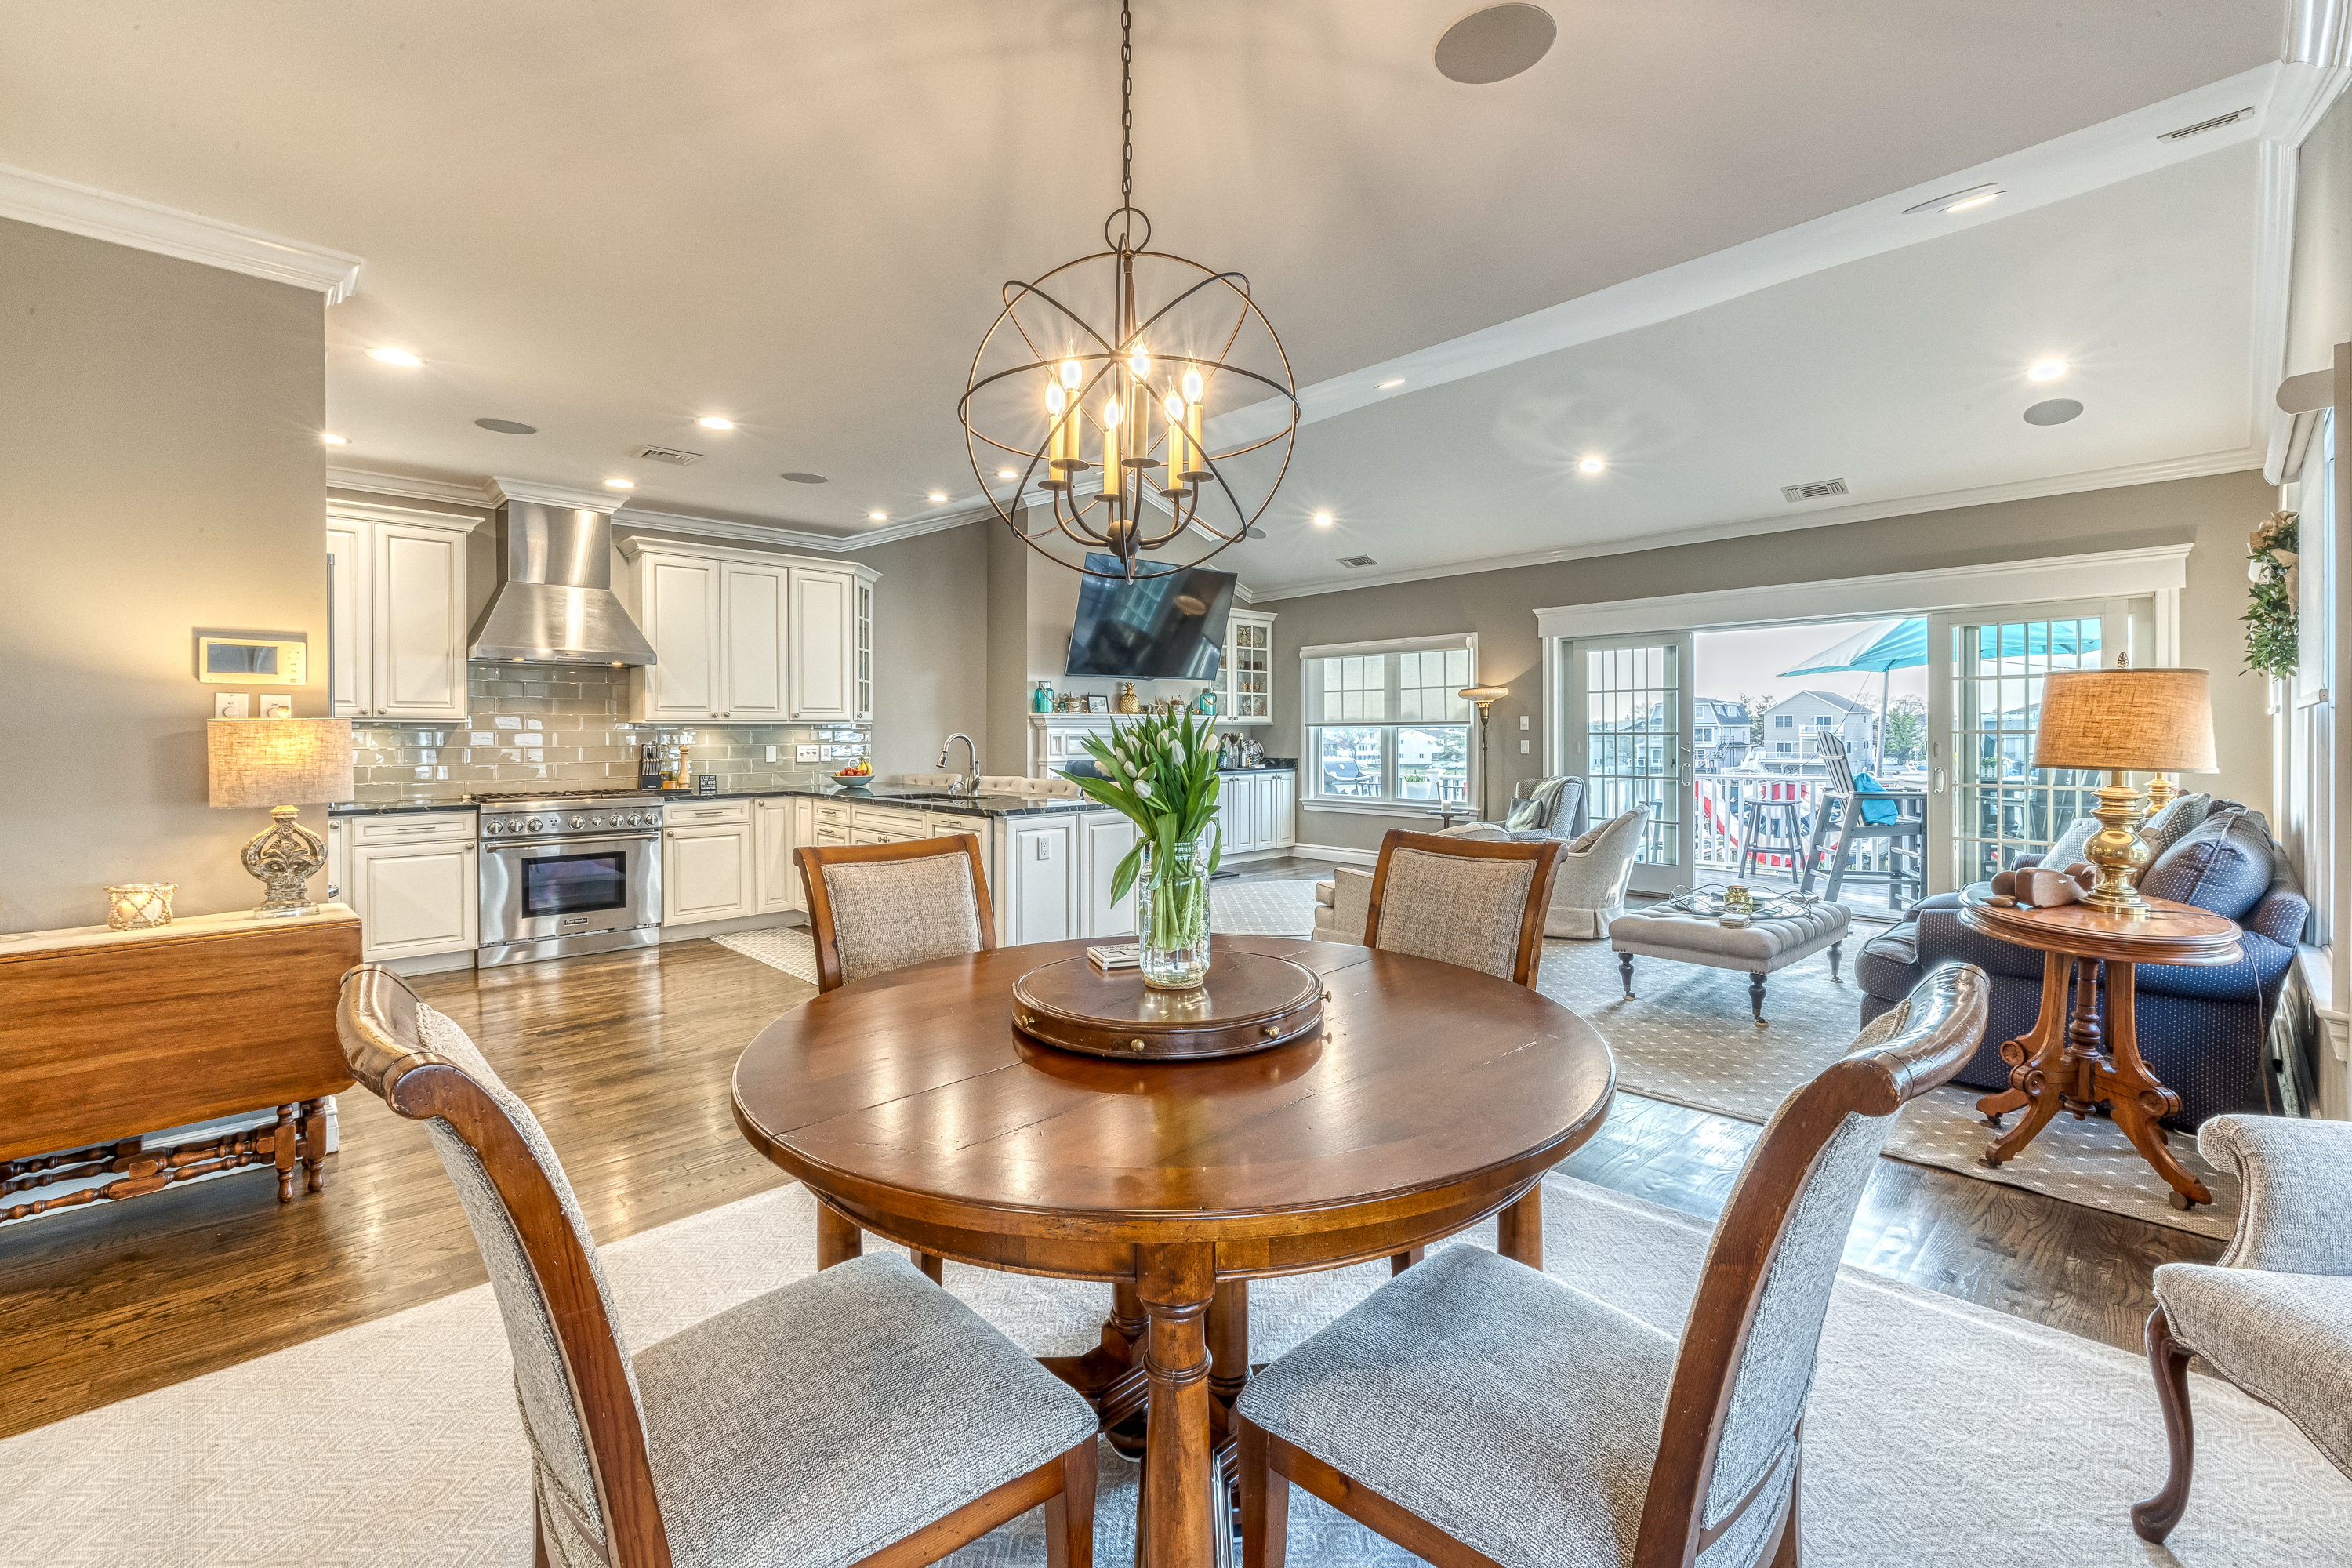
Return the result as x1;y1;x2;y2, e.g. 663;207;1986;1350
2030;665;2216;916
208;718;354;916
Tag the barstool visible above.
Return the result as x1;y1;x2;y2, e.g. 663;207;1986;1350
1738;795;1807;882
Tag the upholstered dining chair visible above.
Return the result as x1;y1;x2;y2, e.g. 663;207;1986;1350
1360;828;1566;987
1234;962;1988;1568
796;834;996;993
2132;1114;2352;1543
335;964;1099;1568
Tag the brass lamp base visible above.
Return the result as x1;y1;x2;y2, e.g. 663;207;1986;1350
241;804;325;918
2078;770;2153;918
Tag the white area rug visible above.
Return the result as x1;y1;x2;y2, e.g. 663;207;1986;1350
713;924;819;982
2;1174;2339;1566
1210;879;1320;935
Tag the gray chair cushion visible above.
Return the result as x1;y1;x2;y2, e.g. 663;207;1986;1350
1235;1246;1678;1568
2204;1116;2352;1276
2142;808;2275;924
2154;1262;2352;1477
637;1252;1099;1568
1860;923;1918;967
1371;846;1537;980
817;852;984;983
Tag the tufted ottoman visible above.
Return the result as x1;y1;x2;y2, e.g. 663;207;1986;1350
1609;901;1851;1022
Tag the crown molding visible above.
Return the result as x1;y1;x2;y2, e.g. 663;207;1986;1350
485;474;630;514
614;501;992;554
325;496;485;530
0;162;362;303
1253;448;2261;602
327;466;491;508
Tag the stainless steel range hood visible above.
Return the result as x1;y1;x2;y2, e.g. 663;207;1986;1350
469;479;658;666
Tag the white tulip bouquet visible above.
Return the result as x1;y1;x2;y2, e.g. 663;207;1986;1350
1067;710;1223;986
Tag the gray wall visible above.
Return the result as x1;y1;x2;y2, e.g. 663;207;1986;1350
1258;467;2275;853
2288;85;2352;380
1;218;326;933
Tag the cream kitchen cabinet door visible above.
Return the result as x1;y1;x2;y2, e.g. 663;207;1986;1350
351;840;478;961
1218;773;1259;856
665;821;754;925
1077;810;1138;938
1000;815;1079;945
326;504;480;721
788;567;855;721
754;797;800;913
325;521;369;718
1264;771;1297;848
634;554;723;721
721;563;789;720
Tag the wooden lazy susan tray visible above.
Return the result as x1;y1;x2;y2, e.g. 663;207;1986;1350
1011;951;1327;1061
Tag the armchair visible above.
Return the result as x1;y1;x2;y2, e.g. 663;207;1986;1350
2133;1115;2352;1541
1312;808;1643;942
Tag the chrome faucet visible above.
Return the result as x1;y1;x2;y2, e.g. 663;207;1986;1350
938;733;980;796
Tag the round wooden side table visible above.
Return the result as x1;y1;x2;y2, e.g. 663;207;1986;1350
731;933;1616;1568
1958;887;2241;1209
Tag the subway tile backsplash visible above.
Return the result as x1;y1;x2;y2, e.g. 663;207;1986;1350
347;663;869;800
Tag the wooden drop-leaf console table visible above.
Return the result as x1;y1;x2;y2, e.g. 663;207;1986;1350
1;905;361;1222
1958;887;2241;1210
732;933;1617;1568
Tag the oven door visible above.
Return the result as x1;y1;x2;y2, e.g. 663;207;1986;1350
481;832;662;945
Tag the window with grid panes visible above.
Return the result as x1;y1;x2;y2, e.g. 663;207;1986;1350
1301;637;1474;810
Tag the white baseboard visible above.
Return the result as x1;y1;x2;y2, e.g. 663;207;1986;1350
1290;842;1380;866
381;949;479;976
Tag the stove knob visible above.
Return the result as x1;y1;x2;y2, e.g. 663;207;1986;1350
624;812;641;826
570;815;586;829
526;817;543;832
484;820;502;835
588;815;604;829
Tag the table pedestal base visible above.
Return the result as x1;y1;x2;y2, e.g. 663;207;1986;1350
1975;953;2210;1210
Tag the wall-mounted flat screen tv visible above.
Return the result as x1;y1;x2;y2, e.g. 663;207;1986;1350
1065;554;1237;680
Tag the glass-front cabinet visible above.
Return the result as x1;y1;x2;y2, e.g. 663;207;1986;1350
853;577;873;722
1218;609;1276;724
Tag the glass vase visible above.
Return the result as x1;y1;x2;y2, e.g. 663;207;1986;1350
1137;837;1211;990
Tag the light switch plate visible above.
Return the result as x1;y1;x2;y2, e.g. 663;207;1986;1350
764;746;779;763
213;692;249;719
1519;739;1530;753
797;744;822;762
1519;714;1530;730
260;697;293;720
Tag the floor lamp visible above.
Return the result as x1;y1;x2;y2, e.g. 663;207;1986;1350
1459;685;1509;821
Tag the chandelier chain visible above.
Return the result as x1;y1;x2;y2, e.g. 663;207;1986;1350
1119;5;1134;210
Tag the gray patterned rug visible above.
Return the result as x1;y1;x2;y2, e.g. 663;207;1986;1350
2;1175;2337;1565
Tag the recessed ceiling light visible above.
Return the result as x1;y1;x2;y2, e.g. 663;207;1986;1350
604;477;635;489
1245;526;1267;539
1434;4;1556;85
320;433;349;445
1377;378;1406;390
780;471;828;484
869;510;888;521
474;418;537;435
1578;457;1605;474
997;467;1019;481
366;347;421;366
1312;511;1334;527
927;492;949;503
1903;183;2003;216
696;416;735;430
2024;398;2083;426
2028;360;2067;382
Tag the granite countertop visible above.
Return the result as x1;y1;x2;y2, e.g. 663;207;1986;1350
328;800;478;816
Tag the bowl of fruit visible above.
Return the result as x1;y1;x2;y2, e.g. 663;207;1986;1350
832;757;873;789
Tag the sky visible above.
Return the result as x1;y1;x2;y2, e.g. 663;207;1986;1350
1692;618;1929;718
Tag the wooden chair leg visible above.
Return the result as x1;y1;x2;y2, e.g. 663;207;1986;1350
1045;1436;1097;1568
1824;817;1856;904
1388;1248;1424;1275
2132;1306;2196;1544
1238;1417;1287;1568
1798;799;1834;895
912;1247;945;1283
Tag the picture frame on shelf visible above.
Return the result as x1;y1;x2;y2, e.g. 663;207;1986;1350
1087;694;1109;715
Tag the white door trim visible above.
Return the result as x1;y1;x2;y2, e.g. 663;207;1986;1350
1533;544;2189;643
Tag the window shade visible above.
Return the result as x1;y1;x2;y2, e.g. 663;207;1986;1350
1303;641;1474;725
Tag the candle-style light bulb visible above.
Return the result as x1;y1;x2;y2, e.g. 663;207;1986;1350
1181;365;1204;405
1061;358;1082;390
1129;347;1151;380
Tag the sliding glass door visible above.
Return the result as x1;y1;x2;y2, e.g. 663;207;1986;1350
1925;598;2132;892
1563;633;1694;895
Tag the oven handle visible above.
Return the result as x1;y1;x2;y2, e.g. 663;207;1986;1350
485;832;662;853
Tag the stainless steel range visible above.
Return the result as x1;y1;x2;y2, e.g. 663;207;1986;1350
474;789;666;967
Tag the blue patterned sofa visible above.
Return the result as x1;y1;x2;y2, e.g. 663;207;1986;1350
1854;804;2308;1127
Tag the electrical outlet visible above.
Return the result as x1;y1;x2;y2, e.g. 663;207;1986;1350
764;746;779;763
213;692;249;719
1519;739;1530;754
1034;838;1052;861
1519;714;1529;730
796;745;821;762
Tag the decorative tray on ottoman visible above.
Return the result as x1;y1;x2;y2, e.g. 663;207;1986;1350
1011;952;1326;1061
1661;884;1821;920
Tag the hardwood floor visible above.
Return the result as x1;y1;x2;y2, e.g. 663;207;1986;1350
0;894;2220;1440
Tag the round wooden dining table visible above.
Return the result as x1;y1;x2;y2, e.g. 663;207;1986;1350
731;932;1616;1568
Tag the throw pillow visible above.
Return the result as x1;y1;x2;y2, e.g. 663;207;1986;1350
1504;797;1545;831
2137;791;2212;862
1567;808;1636;854
2040;816;2100;874
1851;773;1900;826
2140;808;2275;923
1522;775;1570;827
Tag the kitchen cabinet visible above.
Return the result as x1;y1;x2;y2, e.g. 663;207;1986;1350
619;538;879;724
1213;771;1294;859
1078;811;1138;938
325;502;481;721
664;801;754;925
999;815;1079;946
754;797;800;914
1214;608;1276;725
345;812;478;963
1219;773;1258;856
325;816;350;905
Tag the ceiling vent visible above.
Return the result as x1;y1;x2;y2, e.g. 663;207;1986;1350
1337;554;1378;568
633;445;704;466
2158;107;2252;142
1780;478;1849;503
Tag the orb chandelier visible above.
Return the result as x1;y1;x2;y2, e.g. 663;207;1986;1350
960;5;1299;581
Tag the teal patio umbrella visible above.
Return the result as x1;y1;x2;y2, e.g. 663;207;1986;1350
1780;619;1926;768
